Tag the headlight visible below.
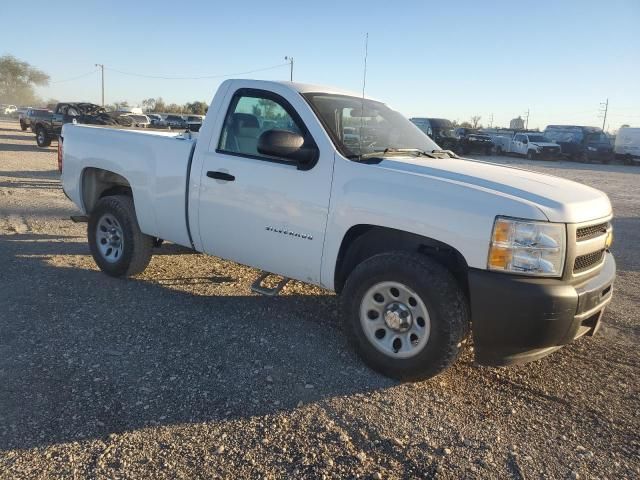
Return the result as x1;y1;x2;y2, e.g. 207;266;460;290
588;146;597;151
488;217;566;277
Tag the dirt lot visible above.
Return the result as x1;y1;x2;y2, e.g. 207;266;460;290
0;120;638;479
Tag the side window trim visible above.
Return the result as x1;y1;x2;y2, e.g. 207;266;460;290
215;88;318;170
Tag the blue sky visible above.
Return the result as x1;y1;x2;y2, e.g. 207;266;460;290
2;0;639;130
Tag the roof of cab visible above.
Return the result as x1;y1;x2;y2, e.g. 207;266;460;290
224;79;382;102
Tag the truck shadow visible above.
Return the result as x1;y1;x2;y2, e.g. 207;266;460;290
0;134;35;142
0;143;55;153
0;170;60;180
0;233;394;451
1;233;198;257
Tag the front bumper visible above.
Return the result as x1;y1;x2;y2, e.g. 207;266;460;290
469;252;615;366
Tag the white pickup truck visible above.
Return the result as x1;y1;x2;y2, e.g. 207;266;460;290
494;132;562;160
60;79;616;379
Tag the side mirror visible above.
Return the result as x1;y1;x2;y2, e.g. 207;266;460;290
257;129;318;170
522;139;528;144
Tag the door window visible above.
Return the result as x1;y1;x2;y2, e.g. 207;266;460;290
218;92;304;162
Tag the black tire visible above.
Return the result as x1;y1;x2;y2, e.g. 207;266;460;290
484;146;492;155
527;150;536;160
623;154;633;166
88;195;154;277
579;152;590;164
341;251;469;380
496;146;503;156
20;121;28;131
35;126;51;147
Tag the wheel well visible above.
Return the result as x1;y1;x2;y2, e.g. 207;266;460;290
81;167;132;214
334;225;469;296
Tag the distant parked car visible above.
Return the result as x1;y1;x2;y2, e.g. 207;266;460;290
1;104;17;116
185;114;204;132
164;115;187;129
454;128;493;155
614;127;640;165
123;114;151;128
543;125;613;163
492;132;561;160
147;114;163;126
410;118;459;151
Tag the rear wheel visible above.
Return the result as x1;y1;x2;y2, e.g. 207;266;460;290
624;154;634;166
341;252;468;380
35;126;51;147
20;121;28;131
88;195;154;277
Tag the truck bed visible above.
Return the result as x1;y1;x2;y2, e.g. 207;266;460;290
61;124;197;247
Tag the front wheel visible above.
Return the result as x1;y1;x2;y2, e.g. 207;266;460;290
20;121;28;131
88;195;154;277
341;252;468;380
527;150;536;160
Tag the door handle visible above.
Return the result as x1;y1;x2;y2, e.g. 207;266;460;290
207;171;235;181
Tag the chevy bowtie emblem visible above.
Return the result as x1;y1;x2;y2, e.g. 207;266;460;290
265;226;313;240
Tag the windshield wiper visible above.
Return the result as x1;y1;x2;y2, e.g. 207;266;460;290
346;147;444;162
431;149;460;159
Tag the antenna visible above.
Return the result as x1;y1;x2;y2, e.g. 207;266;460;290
362;32;369;101
358;32;369;157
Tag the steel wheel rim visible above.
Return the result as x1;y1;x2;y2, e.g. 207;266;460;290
96;213;124;263
359;281;431;359
37;130;44;143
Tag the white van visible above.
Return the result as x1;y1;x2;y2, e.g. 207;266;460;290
615;127;640;165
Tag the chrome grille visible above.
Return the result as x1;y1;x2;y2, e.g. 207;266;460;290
574;249;605;273
576;222;608;241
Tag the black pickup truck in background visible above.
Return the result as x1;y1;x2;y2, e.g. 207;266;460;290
31;103;134;147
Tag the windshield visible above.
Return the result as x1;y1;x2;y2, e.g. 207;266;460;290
528;135;549;142
585;132;609;144
303;93;439;158
434;127;455;138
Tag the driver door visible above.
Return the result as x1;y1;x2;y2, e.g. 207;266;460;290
196;88;334;284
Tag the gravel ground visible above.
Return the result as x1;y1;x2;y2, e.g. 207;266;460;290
0;120;638;479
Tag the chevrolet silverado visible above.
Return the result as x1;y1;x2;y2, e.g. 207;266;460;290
60;79;616;379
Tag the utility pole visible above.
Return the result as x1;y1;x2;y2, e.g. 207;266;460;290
95;64;105;106
524;109;530;130
489;113;494;128
284;56;294;81
599;98;609;131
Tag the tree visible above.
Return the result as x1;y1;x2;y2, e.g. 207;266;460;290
0;55;49;105
141;98;156;112
470;115;482;129
184;101;208;115
459;121;472;128
153;97;166;113
166;103;183;113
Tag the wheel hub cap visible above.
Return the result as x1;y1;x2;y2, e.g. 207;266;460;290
96;213;124;263
359;281;431;359
383;302;412;332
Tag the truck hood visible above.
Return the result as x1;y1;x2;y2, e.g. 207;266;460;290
377;156;611;223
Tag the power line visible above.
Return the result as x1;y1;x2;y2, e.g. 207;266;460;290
51;70;98;83
104;62;289;80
